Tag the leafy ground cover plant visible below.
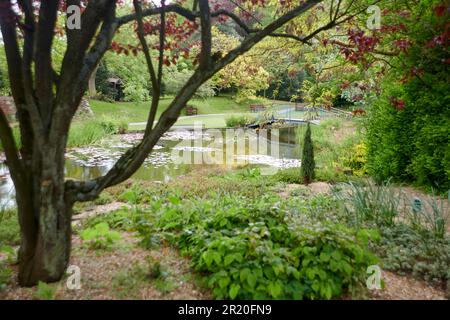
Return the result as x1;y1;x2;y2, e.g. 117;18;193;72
80;222;122;250
332;181;450;285
375;223;450;284
34;281;57;300
0;260;12;291
129;174;378;300
0;209;20;246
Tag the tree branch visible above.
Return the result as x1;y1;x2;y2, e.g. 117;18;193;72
116;3;197;26
133;0;162;135
0;0;45;147
34;0;59;128
0;109;25;191
198;0;212;69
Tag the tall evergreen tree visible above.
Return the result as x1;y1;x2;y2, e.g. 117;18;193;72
301;122;315;185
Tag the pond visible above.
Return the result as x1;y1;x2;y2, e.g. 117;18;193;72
0;126;302;208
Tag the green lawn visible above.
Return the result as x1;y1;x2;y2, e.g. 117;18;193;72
128;113;252;130
89;95;258;124
89;98;171;123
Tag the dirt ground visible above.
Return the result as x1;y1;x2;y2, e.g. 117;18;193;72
370;271;447;300
2;230;446;300
0;232;210;300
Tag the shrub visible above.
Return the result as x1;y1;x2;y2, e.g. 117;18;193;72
342;143;368;176
225;115;255;128
112;258;171;298
95;61;120;102
292;224;379;299
403;190;450;240
0;245;15;290
300;122;315;185
133;191;378;300
82;209;134;232
365;3;450;192
272;168;303;184
295;119;360;183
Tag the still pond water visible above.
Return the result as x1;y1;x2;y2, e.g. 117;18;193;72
0;127;302;208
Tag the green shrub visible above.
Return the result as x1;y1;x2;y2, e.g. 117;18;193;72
292;224;379;299
300;122;315;184
403;190;450;240
225;115;255;128
272;168;303;184
0;240;17;291
295;119;362;183
315;167;349;184
133;191;378;300
342;143;368;176
112;258;171;298
365;3;450;192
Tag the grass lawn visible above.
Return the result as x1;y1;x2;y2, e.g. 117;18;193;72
128;113;252;130
89;97;171;123
89;95;266;130
89;95;258;124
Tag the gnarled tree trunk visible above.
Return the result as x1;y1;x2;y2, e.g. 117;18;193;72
16;141;73;286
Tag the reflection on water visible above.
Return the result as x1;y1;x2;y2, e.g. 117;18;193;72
0;126;302;208
0;165;15;209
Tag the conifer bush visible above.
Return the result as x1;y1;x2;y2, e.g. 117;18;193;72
301;122;316;185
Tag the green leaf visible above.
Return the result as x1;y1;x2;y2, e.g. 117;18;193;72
168;196;181;205
229;284;240;299
218;277;230;289
268;281;282;298
212;252;222;265
247;273;257;288
202;251;213;267
320;252;330;262
341;261;353;275
95;222;109;233
224;254;235;266
239;268;251;282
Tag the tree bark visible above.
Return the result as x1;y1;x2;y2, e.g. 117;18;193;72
17;144;73;287
18;196;72;287
88;66;98;98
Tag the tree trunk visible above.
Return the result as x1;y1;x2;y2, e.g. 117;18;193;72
17;147;73;287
